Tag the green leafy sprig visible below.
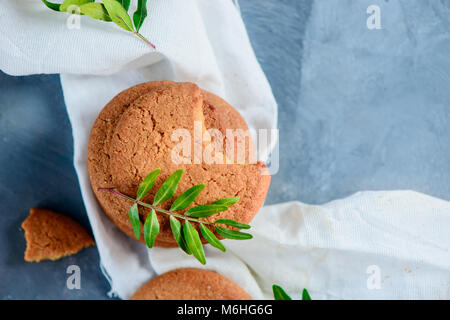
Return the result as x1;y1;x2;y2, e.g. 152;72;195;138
99;169;252;265
272;285;312;301
41;0;155;49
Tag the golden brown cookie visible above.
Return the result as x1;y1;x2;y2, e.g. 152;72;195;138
88;81;270;247
22;208;95;262
130;268;251;300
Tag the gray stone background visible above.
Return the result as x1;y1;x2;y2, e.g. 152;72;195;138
1;0;449;299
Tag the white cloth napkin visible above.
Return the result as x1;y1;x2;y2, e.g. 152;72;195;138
153;191;450;300
1;0;449;300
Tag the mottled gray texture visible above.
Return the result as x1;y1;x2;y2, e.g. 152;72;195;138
242;0;450;205
1;0;450;299
0;73;111;299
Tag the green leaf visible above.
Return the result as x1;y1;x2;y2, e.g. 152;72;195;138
302;288;312;300
185;204;228;218
183;221;206;265
153;169;183;205
101;0;134;32
80;3;112;21
118;0;130;11
60;0;93;12
272;285;292;300
143;209;159;248
133;0;147;32
170;184;205;211
169;216;190;255
200;224;226;252
128;203;141;239
215;226;252;240
213;197;239;206
136;168;161;200
41;0;61;11
214;218;250;230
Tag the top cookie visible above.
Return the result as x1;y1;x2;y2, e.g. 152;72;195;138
88;81;270;247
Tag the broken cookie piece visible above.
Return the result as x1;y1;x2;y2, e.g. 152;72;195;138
22;208;95;262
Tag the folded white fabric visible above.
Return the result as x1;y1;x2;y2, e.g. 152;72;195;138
153;191;450;299
1;0;449;300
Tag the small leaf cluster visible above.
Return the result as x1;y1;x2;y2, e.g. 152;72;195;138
272;285;312;301
41;0;154;48
102;169;253;265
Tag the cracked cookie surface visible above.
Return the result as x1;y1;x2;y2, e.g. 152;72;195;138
88;81;270;247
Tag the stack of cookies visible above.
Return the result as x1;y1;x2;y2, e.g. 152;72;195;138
88;81;271;299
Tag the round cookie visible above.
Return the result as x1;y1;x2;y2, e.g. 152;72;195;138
130;268;251;300
88;81;270;247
